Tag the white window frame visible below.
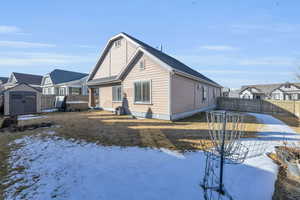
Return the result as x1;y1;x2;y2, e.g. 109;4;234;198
202;86;207;102
133;80;152;104
59;87;67;96
139;59;145;70
114;39;122;48
112;85;123;102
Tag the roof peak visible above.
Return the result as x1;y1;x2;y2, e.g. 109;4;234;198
116;33;220;86
51;68;88;74
12;72;43;77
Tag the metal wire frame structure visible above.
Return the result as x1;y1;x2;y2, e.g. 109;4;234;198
200;111;264;200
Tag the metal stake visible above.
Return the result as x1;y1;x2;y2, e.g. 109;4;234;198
219;111;227;195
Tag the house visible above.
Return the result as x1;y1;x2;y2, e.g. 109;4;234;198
41;69;89;96
222;87;230;97
240;82;300;100
0;77;8;91
87;32;222;120
270;82;300;100
3;72;43;92
240;87;266;100
222;88;241;98
0;77;8;85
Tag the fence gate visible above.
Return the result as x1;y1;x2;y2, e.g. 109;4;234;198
9;91;37;115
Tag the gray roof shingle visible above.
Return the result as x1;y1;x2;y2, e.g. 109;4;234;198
87;76;118;86
49;69;88;84
122;33;220;86
0;77;8;84
13;72;43;85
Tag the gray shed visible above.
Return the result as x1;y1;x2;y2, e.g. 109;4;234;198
3;83;41;116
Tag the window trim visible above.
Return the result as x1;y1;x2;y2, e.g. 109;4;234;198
112;85;123;102
114;39;122;48
202;86;207;102
139;59;145;70
133;80;152;105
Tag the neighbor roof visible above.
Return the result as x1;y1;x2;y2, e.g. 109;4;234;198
48;69;88;84
121;33;219;86
0;77;8;84
241;82;300;95
12;72;43;85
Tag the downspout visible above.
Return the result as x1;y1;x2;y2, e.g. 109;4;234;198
169;71;173;120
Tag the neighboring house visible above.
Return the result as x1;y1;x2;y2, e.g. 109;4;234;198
87;32;222;120
222;87;230;97
41;69;89;96
240;82;300;100
0;77;8;91
270;82;300;100
0;77;8;85
228;89;241;98
240;87;266;100
3;72;43;92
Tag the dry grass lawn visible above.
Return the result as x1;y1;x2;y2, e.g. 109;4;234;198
14;110;261;151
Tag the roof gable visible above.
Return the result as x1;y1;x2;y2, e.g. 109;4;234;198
88;32;220;87
12;72;43;85
122;33;219;85
3;83;41;93
49;69;88;84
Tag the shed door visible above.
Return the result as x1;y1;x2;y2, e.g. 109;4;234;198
9;91;37;115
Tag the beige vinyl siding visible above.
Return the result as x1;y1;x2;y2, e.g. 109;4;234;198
94;50;111;79
126;40;137;62
99;86;121;110
93;38;138;80
122;54;170;115
171;74;219;115
110;39;127;76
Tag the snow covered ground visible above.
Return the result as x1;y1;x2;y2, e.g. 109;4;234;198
18;114;47;121
3;113;300;200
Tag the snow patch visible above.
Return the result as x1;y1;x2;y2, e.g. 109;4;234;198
160;148;185;159
3;113;299;200
18;115;46;121
42;109;58;113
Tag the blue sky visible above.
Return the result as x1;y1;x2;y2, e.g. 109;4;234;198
0;0;299;88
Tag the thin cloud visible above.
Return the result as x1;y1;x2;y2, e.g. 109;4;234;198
200;45;238;51
0;52;97;66
78;45;98;48
0;41;56;48
0;25;21;34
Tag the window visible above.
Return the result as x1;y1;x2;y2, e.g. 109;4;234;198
139;60;145;70
70;88;82;95
285;84;291;89
44;77;52;85
59;87;67;96
292;93;299;100
243;94;250;99
114;39;121;48
43;87;54;95
134;80;151;103
273;94;280;100
202;86;207;102
112;85;122;102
